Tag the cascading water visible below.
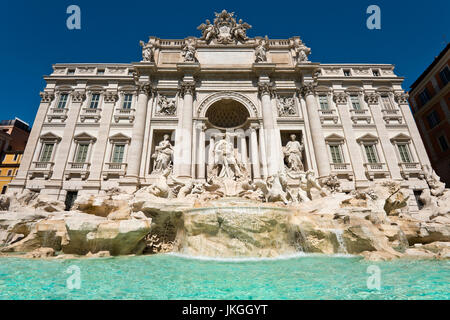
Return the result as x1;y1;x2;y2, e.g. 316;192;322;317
331;229;348;254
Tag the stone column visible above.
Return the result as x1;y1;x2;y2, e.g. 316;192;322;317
395;92;432;168
125;83;151;181
9;91;55;193
258;125;268;178
197;123;206;179
366;92;402;180
334;92;367;183
258;82;280;175
250;124;261;179
239;130;248;172
301;83;330;177
208;135;215;171
177;81;195;177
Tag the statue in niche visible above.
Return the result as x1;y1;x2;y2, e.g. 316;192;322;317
255;36;269;63
182;38;197;62
213;133;243;180
278;97;296;116
151;134;173;174
157;96;177;116
283;134;304;173
139;40;154;62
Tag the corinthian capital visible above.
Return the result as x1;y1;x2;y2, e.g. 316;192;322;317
70;91;86;103
180;81;196;97
364;93;379;105
258;82;275;96
394;92;409;104
40;91;55;103
137;82;152;96
333;92;348;104
299;83;316;97
104;91;119;103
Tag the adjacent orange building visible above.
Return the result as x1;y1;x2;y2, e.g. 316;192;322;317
0;118;31;194
409;43;450;187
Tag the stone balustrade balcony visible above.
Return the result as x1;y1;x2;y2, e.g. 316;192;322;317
80;107;102;123
363;162;390;180
350;109;372;124
381;109;403;124
114;108;136;123
28;161;54;179
318;109;339;124
398;162;423;179
64;162;91;180
102;162;128;180
47;108;69;122
330;162;354;180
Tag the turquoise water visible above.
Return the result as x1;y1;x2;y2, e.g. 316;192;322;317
0;254;448;300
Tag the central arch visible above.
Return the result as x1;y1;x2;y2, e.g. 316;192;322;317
197;91;259;119
206;99;250;129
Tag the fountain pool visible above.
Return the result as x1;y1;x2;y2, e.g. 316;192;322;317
0;254;448;300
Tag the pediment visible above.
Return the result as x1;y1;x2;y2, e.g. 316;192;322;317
109;133;131;142
74;132;97;142
356;133;379;143
325;133;345;142
390;133;411;142
40;132;62;142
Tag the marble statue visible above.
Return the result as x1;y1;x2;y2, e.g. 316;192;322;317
293;38;311;63
299;170;327;200
197;10;251;44
213;134;243;179
255;37;269;63
283;134;304;173
197;19;216;43
152;134;173;174
147;167;173;198
182;39;197;62
157;96;177;116
278;97;296;116
322;174;342;193
232;19;252;42
254;171;289;204
139;40;154;62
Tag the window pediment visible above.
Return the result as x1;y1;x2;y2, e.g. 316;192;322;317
325;133;345;143
39;132;61;142
74;132;97;142
356;133;379;143
390;133;411;143
109;133;131;143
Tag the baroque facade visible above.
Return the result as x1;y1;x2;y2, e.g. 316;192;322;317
9;10;436;212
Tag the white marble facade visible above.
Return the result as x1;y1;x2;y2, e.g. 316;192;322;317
9;11;432;212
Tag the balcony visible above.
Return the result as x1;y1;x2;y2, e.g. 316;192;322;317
114;108;135;123
330;163;354;180
363;162;389;180
102;162;127;180
47;108;69;122
65;162;91;180
399;162;422;179
318;109;339;124
80;108;102;123
381;109;403;124
28;162;54;179
350;109;372;124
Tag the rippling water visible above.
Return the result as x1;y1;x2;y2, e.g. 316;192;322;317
0;254;448;300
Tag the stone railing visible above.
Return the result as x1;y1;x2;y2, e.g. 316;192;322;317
47;108;69;122
80;107;102;123
381;109;403;124
330;163;353;180
318;109;339;124
102;162;128;180
364;162;389;180
28;162;54;179
350;109;372;124
114;108;136;123
399;162;422;179
65;162;91;180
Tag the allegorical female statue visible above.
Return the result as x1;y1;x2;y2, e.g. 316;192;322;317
284;134;304;172
152;134;173;174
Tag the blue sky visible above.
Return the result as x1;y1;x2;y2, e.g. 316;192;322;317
1;0;448;125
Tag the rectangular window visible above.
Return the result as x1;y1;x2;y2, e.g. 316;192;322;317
439;66;449;86
381;95;393;110
319;95;329;110
122;94;133;109
419;88;431;105
364;144;378;163
13;154;19;161
57;94;69;109
40;143;54;162
89;94;100;109
343;70;351;77
97;69;105;75
7;170;12;176
372;69;380;76
350;95;361;110
1;186;7;194
426;110;441;129
329;145;343;164
438;135;449;151
67;69;75;75
75;144;89;163
397;144;412;163
112;144;125;163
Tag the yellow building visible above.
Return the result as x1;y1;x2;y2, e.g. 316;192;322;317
0;151;23;194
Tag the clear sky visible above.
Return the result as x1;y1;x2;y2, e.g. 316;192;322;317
1;0;448;126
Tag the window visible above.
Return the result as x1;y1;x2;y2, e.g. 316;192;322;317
381;95;393;110
364;144;379;163
343;69;351;77
97;69;105;75
414;190;424;210
439;66;450;86
89;94;100;109
75;144;89;163
426;110;441;129
1;186;7;195
329;145;343;164
397;144;412;163
122;94;133;109
419;88;431;105
318;95;329;110
40;143;54;162
13;154;19;161
57;94;69;109
7;170;12;176
67;69;75;75
438;135;449;151
112;144;125;163
350;95;361;110
372;69;380;77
